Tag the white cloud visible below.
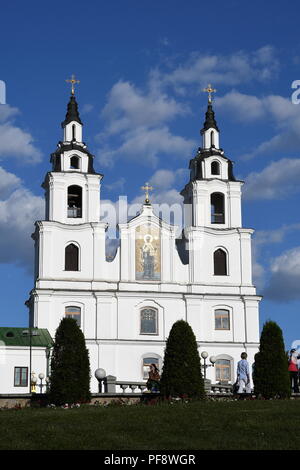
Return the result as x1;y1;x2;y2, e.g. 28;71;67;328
97;79;195;168
243;158;300;200
0;123;42;163
0;104;42;164
97;47;280;169
216;92;298;124
104;177;126;192
254;224;300;247
215;91;300;159
0;166;21;199
0;104;20;123
131;188;183;207
252;258;266;292
81;104;94;114
215;91;265;121
149;168;188;190
0;186;44;269
264;247;300;301
271;247;300;275
159;46;279;93
98;126;195;168
252;224;300;294
101;80;189;136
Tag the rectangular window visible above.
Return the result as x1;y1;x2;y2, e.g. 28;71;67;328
65;306;81;327
215;309;230;330
215;360;231;382
14;367;28;387
140;308;158;335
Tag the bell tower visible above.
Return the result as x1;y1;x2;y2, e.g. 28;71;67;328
28;78;107;332
180;86;252;286
43;77;102;225
181;85;243;230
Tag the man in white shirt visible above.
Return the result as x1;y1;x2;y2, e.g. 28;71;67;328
237;352;251;394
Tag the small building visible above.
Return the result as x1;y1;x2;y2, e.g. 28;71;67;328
0;328;53;394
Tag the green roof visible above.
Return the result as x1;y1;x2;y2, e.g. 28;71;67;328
0;328;53;347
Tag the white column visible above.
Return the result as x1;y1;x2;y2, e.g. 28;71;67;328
239;230;254;286
92;223;107;279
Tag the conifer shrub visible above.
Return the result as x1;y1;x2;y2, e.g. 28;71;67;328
253;320;290;399
49;317;91;405
160;320;205;399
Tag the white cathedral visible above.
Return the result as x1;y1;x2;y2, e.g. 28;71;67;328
0;84;261;394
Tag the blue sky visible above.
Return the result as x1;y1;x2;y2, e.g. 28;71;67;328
0;0;300;350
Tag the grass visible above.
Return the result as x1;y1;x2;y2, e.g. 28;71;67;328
1;400;300;450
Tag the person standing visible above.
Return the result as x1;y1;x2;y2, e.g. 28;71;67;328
237;352;251;395
146;363;160;392
288;349;299;393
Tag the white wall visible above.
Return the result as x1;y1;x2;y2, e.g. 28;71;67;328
0;347;48;394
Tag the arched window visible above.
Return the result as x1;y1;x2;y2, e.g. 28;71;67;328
140;308;158;335
215;309;230;330
211;192;225;224
65;306;81;327
214;249;227;276
70;156;80;169
215;359;231;383
65;243;79;271
211;161;220;175
142;356;160;380
210;130;215;147
67;185;82;218
72;124;76;141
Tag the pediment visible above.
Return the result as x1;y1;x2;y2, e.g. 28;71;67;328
118;204;177;234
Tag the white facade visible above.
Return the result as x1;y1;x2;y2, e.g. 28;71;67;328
0;346;49;394
1;94;261;394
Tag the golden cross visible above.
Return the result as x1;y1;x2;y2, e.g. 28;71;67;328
66;74;80;95
202;83;217;103
141;182;154;204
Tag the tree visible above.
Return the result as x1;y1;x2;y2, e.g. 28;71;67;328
160;320;205;399
253;320;290;399
49;317;91;405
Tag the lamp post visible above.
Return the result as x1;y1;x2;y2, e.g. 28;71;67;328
38;373;45;393
31;372;37;393
201;351;217;380
95;368;106;393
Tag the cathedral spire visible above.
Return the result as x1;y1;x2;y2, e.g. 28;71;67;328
200;84;220;148
201;84;219;134
62;94;82;128
201;102;219;133
200;103;219;135
62;75;82;129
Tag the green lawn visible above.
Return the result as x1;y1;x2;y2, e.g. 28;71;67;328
1;400;300;450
